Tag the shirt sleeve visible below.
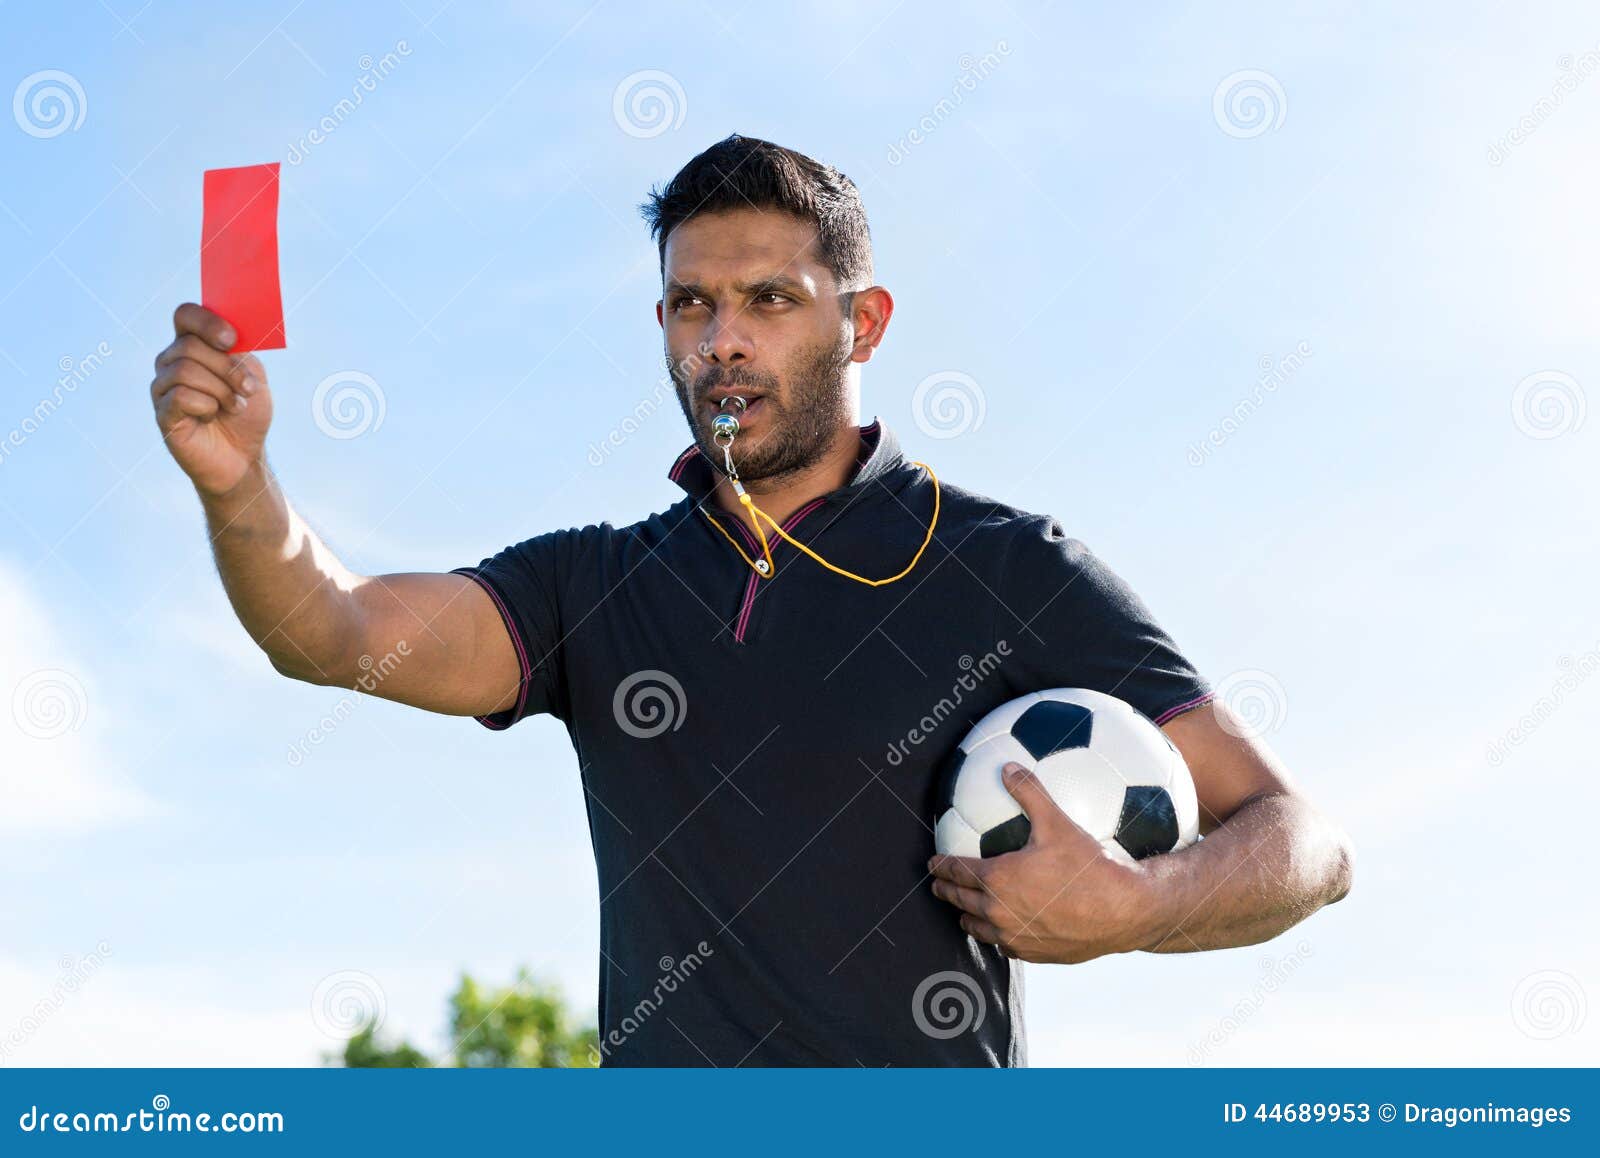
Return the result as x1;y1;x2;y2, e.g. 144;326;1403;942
993;515;1214;727
451;529;575;729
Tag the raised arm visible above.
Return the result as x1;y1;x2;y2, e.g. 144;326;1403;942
151;303;520;717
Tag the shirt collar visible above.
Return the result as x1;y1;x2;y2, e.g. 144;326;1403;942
666;418;910;507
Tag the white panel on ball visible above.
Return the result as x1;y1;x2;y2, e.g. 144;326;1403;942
934;808;983;859
1032;748;1129;842
949;733;1032;834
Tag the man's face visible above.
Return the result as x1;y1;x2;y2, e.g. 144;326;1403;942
658;207;856;482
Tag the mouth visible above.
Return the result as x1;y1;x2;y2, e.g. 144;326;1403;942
703;391;767;422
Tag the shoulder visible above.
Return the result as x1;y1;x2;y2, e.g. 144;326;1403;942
922;475;1083;565
918;475;1030;541
908;475;1118;622
526;498;712;594
499;495;701;562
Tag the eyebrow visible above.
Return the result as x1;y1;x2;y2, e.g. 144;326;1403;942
664;274;811;299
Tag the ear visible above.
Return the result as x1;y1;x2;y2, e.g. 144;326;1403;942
655;299;665;329
848;285;893;364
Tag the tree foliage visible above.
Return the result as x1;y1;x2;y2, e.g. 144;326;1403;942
336;968;598;1068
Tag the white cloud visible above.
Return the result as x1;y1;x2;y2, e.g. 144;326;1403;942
0;955;318;1067
1026;980;1596;1067
155;584;280;678
0;559;158;835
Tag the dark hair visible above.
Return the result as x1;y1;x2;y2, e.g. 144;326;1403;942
640;134;874;289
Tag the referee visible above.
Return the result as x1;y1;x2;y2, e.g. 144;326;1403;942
150;134;1352;1067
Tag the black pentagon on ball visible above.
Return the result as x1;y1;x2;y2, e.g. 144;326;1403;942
933;745;966;813
1114;785;1179;860
1011;701;1094;761
980;814;1031;858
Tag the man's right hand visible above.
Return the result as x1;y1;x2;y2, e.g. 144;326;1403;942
152;303;275;497
151;303;523;718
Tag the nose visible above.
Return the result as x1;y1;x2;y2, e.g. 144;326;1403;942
704;305;754;367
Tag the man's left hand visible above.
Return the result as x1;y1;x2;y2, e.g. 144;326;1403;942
927;761;1168;963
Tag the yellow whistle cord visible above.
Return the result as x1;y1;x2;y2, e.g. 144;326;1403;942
698;461;941;587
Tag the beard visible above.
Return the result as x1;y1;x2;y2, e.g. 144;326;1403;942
669;332;855;485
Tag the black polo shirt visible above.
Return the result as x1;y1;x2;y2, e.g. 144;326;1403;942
453;419;1213;1066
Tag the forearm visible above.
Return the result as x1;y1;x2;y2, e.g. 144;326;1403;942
199;458;364;683
1135;792;1353;953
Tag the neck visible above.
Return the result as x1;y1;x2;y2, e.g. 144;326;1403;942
709;423;863;534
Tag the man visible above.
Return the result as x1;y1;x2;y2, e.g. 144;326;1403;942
151;134;1351;1066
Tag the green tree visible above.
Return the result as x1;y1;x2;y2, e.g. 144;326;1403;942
338;1020;431;1068
449;968;598;1068
336;968;598;1068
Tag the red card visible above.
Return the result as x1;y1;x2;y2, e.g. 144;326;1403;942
201;163;286;352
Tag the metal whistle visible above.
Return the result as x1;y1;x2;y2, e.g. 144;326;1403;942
711;395;746;443
710;395;748;486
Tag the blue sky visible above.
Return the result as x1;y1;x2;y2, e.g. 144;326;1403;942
1;0;1596;1064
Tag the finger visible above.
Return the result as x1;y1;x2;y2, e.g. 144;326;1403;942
151;359;246;413
172;302;238;352
931;878;992;919
157;384;221;427
151;359;246;414
959;914;1008;947
1001;763;1085;844
234;352;265;391
927;854;988;889
961;915;1041;961
155;335;252;393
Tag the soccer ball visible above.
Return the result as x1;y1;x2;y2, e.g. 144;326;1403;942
932;688;1200;861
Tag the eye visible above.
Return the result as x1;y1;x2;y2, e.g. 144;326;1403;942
757;292;789;306
669;295;704;313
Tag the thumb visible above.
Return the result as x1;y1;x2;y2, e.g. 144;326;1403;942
998;764;1100;857
1001;762;1078;844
